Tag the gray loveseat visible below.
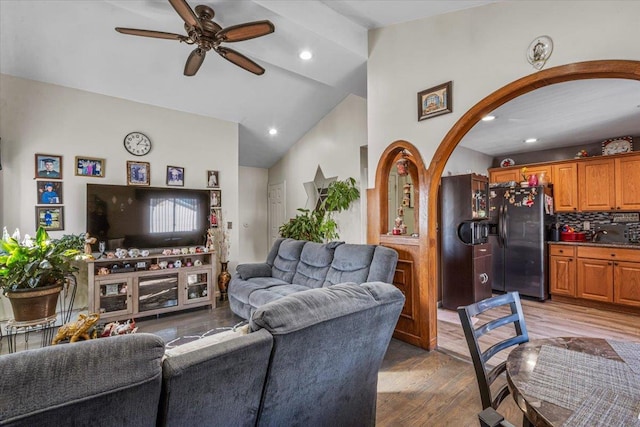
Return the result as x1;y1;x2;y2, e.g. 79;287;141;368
0;281;405;427
228;238;399;319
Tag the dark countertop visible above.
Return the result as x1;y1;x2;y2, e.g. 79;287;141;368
549;241;640;249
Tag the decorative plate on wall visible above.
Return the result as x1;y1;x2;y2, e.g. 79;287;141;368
602;136;633;155
500;158;515;168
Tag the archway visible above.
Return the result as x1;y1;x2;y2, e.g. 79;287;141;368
426;60;640;345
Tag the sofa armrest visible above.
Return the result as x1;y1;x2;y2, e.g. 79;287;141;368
236;263;273;280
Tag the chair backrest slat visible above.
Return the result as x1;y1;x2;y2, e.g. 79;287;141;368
457;291;529;410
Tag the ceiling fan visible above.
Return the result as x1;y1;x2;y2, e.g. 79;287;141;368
115;0;275;76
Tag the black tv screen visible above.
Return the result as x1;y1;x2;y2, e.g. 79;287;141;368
87;184;210;251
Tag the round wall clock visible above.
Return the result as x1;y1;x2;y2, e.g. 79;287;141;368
124;132;152;156
602;136;632;156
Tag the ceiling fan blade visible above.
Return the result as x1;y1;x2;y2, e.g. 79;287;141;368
215;46;265;75
168;0;202;30
115;27;187;41
216;20;275;42
184;48;206;76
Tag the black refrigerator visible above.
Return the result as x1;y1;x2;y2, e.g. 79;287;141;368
488;185;551;300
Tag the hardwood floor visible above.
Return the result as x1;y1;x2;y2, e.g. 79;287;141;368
2;296;639;426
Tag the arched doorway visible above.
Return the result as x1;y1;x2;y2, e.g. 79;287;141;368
427;60;640;345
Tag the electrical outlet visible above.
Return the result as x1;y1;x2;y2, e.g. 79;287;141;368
227;221;232;230
583;221;590;231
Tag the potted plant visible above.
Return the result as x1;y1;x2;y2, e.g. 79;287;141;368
279;177;360;242
0;227;81;321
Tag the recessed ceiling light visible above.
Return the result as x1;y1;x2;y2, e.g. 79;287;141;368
268;128;278;136
299;50;312;60
481;115;496;121
524;138;538;143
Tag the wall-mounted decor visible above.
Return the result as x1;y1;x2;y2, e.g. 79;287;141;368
35;206;64;231
207;170;219;188
123;131;152;156
602;136;633;155
210;208;221;227
127;161;150;186
526;35;553;70
167;165;185;186
75;156;105;177
417;81;452;121
35;153;62;179
210;190;221;208
37;181;63;204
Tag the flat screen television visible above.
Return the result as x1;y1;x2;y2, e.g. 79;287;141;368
87;184;211;251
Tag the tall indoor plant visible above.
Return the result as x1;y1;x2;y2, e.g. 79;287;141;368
0;227;81;321
279;177;360;242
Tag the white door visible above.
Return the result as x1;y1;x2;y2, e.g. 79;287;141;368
268;182;285;247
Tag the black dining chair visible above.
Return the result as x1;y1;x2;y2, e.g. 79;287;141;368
458;291;531;427
478;408;516;427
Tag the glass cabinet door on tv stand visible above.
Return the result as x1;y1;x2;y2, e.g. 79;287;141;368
95;277;133;318
182;269;212;305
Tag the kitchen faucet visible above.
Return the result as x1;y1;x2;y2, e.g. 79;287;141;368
592;229;608;242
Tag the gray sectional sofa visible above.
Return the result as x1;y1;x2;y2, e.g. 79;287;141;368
229;238;399;319
0;281;405;427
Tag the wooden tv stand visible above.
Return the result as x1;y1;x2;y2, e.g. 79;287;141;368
87;251;215;323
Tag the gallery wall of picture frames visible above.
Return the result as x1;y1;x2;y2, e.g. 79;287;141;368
32;149;224;232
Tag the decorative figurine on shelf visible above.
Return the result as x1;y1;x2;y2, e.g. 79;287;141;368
528;173;538;187
575;149;589;158
84;233;97;259
393;207;407;235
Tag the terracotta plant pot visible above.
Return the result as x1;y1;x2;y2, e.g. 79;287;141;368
6;284;63;322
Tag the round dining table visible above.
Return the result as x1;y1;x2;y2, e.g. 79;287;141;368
505;337;640;427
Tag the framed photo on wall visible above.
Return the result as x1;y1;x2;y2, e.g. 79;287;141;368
35;153;63;179
127;161;150;186
210;208;221;228
75;156;105;177
417;81;452;121
207;170;219;188
36;181;63;204
35;206;64;231
210;190;221;208
167;166;185;187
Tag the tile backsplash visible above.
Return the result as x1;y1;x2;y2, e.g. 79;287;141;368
555;211;640;242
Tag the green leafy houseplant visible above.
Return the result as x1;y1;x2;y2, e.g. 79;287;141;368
279;177;360;242
0;227;81;296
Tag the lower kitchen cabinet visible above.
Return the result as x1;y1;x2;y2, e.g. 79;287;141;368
549;245;576;296
551;244;640;308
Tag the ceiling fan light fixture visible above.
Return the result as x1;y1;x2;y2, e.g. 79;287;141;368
299;50;313;60
481;115;496;121
524;138;538;144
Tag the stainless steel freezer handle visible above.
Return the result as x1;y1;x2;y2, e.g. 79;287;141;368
502;204;509;248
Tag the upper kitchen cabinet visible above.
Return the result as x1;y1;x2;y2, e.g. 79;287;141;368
578;158;616;211
489;167;519;184
579;153;640;211
552;162;578;212
615;155;640;210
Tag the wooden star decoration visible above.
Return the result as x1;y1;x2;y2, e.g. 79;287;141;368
304;166;337;210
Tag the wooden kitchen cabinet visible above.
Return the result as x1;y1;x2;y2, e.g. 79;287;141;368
551;162;578;212
489;168;519;184
575;245;640;306
578;158;616;211
615;155;640;210
549;244;576;296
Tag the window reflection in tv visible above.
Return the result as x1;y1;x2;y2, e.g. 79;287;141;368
87;184;210;251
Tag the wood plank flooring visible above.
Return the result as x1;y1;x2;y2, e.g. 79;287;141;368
2;296;639;426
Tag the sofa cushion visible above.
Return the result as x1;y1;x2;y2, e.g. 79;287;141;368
367;245;399;283
271;239;307;282
249;284;311;308
291;241;342;288
236;263;272;280
229;277;290;304
323;244;377;286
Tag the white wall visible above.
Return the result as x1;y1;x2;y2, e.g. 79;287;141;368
443;146;493;178
269;94;367;243
238;166;269;262
367;1;640;185
0;74;243;319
